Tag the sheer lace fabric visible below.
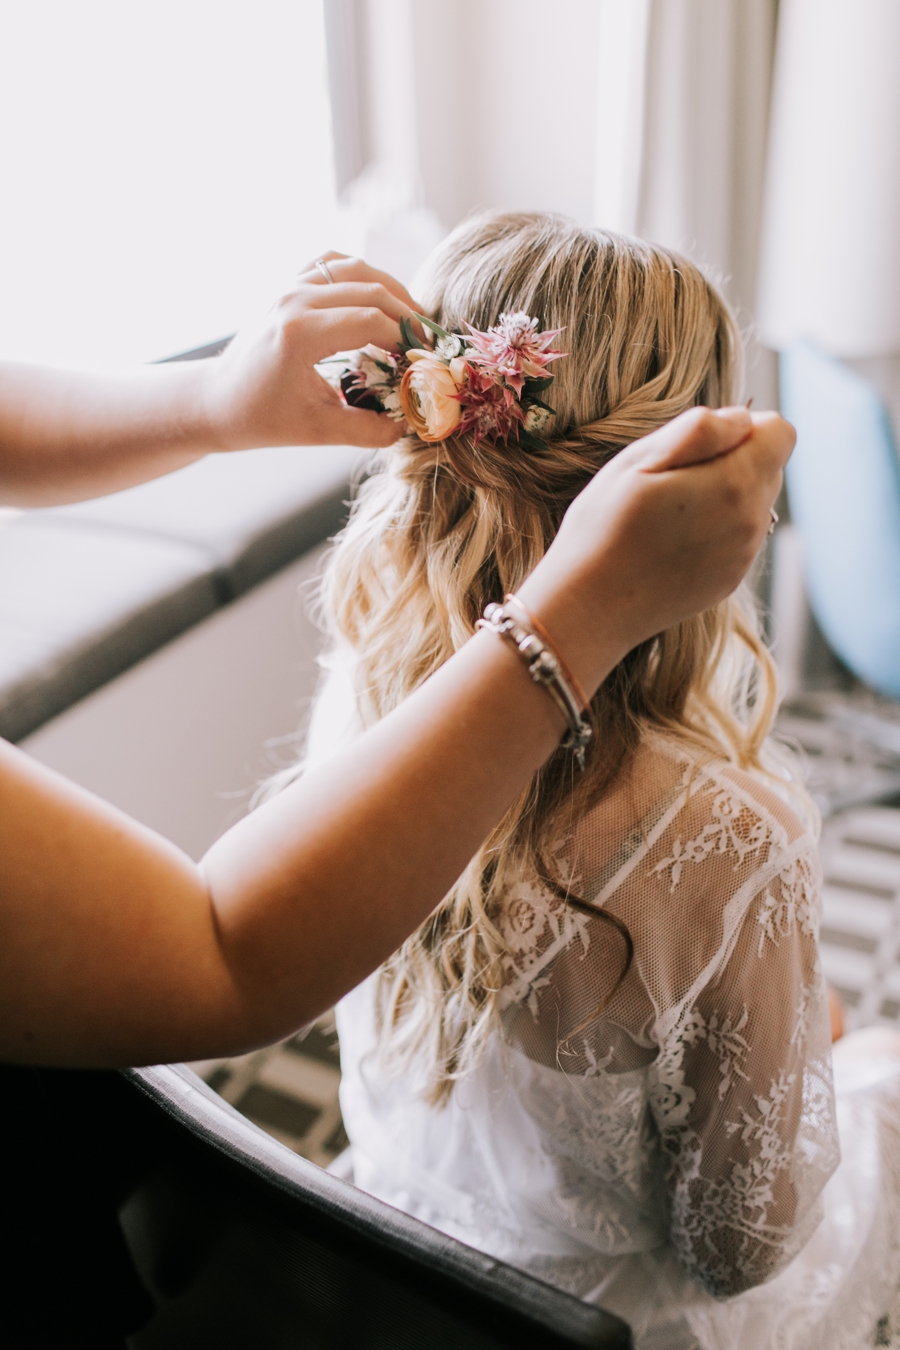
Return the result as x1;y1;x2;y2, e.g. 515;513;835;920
495;736;838;1298
308;667;900;1349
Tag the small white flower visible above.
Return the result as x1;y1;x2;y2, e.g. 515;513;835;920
523;404;551;435
355;354;385;387
382;390;405;421
436;334;463;359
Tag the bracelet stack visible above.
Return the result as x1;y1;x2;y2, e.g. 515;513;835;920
477;593;593;771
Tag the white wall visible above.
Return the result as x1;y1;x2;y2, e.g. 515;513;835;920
21;549;327;861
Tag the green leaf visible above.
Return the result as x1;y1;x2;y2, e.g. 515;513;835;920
524;375;555;395
518;427;550;453
415;312;454;342
398;316;418;353
526;395;555;413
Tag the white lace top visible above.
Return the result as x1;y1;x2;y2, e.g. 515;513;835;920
516;738;838;1280
311;662;900;1346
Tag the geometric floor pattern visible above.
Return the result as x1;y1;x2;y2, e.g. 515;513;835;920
818;806;900;1031
187;1014;348;1169
779;690;900;1032
190;689;900;1161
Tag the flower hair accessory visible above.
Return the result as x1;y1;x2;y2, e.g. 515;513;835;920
332;311;566;450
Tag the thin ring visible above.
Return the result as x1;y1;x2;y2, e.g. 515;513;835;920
315;258;336;285
768;506;779;535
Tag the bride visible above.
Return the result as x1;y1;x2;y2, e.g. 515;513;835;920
299;212;900;1349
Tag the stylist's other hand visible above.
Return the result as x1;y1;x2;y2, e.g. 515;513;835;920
518;406;794;692
204;253;422;451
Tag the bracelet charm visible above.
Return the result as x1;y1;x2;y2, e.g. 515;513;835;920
477;597;593;771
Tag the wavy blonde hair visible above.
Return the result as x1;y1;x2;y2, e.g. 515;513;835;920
318;212;786;1100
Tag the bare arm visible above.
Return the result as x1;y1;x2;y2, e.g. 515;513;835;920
0;255;421;505
0;407;792;1067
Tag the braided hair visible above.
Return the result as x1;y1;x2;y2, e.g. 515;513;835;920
318;212;783;1100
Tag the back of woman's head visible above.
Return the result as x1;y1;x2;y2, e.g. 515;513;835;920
327;213;743;710
424;210;739;460
320;211;778;1098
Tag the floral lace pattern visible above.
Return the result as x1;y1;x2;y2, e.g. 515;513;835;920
488;746;839;1302
315;675;890;1349
652;788;777;891
756;849;820;955
681;1006;751;1100
496;877;590;1013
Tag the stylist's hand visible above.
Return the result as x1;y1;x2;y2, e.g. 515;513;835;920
205;252;423;451
518;406;794;693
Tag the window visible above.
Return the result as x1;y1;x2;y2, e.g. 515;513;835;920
0;0;339;368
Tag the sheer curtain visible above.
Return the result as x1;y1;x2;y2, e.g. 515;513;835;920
323;0;604;285
593;0;779;406
0;0;339;369
325;0;779;399
757;0;900;431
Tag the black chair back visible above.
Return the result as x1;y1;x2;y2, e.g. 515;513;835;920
123;1064;632;1349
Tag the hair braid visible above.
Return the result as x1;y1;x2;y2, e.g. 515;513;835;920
309;211;792;1101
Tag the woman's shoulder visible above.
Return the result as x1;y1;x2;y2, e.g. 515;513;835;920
567;731;823;1025
570;727;818;928
639;727;815;851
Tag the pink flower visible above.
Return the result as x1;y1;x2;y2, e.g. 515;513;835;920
456;363;526;445
464;311;564;396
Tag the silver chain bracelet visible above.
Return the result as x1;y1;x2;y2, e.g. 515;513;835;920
477;597;593;771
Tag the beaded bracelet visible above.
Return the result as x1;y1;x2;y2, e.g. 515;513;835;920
477;594;593;770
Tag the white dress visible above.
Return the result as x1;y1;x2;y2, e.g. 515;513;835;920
308;659;900;1350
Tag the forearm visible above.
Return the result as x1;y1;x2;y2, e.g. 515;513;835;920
201;424;743;1048
203;627;595;1048
0;406;791;1067
0;628;597;1066
0;260;433;507
0;360;222;505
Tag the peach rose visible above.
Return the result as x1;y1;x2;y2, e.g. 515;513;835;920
399;351;466;442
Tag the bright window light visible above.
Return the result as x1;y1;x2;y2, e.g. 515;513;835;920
0;1;338;368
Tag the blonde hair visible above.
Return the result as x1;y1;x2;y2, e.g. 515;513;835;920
319;212;786;1100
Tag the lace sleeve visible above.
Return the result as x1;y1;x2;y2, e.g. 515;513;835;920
647;837;840;1298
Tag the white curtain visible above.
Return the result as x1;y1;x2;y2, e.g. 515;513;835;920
593;0;778;402
752;0;900;690
325;0;616;283
325;0;779;367
758;0;900;360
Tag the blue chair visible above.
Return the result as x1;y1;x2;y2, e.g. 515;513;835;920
779;341;900;699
